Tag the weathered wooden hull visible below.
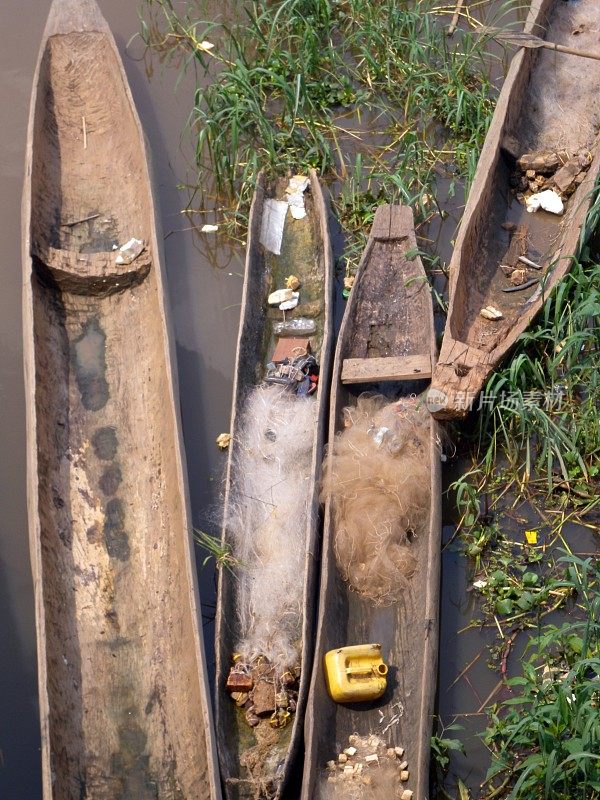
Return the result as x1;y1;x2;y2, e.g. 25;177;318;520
23;1;220;797
214;171;333;799
302;206;442;800
430;0;600;418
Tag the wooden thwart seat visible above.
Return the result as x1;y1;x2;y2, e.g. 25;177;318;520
341;353;432;384
32;239;151;295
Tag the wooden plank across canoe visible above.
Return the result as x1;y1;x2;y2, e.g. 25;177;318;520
341;354;433;384
430;0;600;419
214;171;334;799
22;1;220;796
302;204;441;800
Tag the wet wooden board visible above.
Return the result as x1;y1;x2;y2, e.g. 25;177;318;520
22;2;220;797
302;205;441;800
430;0;600;419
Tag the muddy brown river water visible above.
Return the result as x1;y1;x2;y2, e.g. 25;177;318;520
0;1;595;798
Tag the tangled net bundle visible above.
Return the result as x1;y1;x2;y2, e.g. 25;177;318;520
321;393;431;605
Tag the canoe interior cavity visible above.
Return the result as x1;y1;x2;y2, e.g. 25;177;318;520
451;0;600;352
304;208;439;800
219;176;328;798
32;32;150;252
27;26;214;800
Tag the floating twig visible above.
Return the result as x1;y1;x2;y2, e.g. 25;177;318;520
477;679;503;713
82;115;87;149
447;0;465;36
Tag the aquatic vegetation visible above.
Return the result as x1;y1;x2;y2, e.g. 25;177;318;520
193;528;239;573
140;0;509;270
482;554;600;800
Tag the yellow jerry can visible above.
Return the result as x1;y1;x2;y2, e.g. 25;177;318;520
324;643;388;703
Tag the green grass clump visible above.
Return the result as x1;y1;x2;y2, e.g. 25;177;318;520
482;554;600;800
140;0;503;268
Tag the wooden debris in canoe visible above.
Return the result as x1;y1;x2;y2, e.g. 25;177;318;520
548;151;593;195
509;268;527;286
341;353;432;384
253;680;277;717
271;336;311;363
500;223;529;270
226;669;253;693
517;151;564;174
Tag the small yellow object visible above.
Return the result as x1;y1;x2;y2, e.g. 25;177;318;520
324;643;388;703
525;529;538;545
285;274;301;291
216;433;232;450
344;275;355;291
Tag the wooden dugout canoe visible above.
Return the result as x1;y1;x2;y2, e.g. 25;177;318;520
429;0;600;419
214;171;333;799
23;1;220;796
302;205;442;800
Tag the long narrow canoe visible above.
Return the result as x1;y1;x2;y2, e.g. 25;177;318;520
302;205;441;800
430;0;600;418
215;171;333;799
23;1;220;796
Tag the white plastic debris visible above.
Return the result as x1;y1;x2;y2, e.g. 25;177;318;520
338;753;348;764
364;754;379;765
198;40;214;52
201;223;219;233
401;791;414;800
260;199;288;254
372;426;390;447
285;174;310;220
273;318;316;337
115;238;143;265
279;298;299;311
526;189;564;215
473;579;487;590
344;747;358;757
394;747;405;758
480;306;503;321
268;289;299;306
